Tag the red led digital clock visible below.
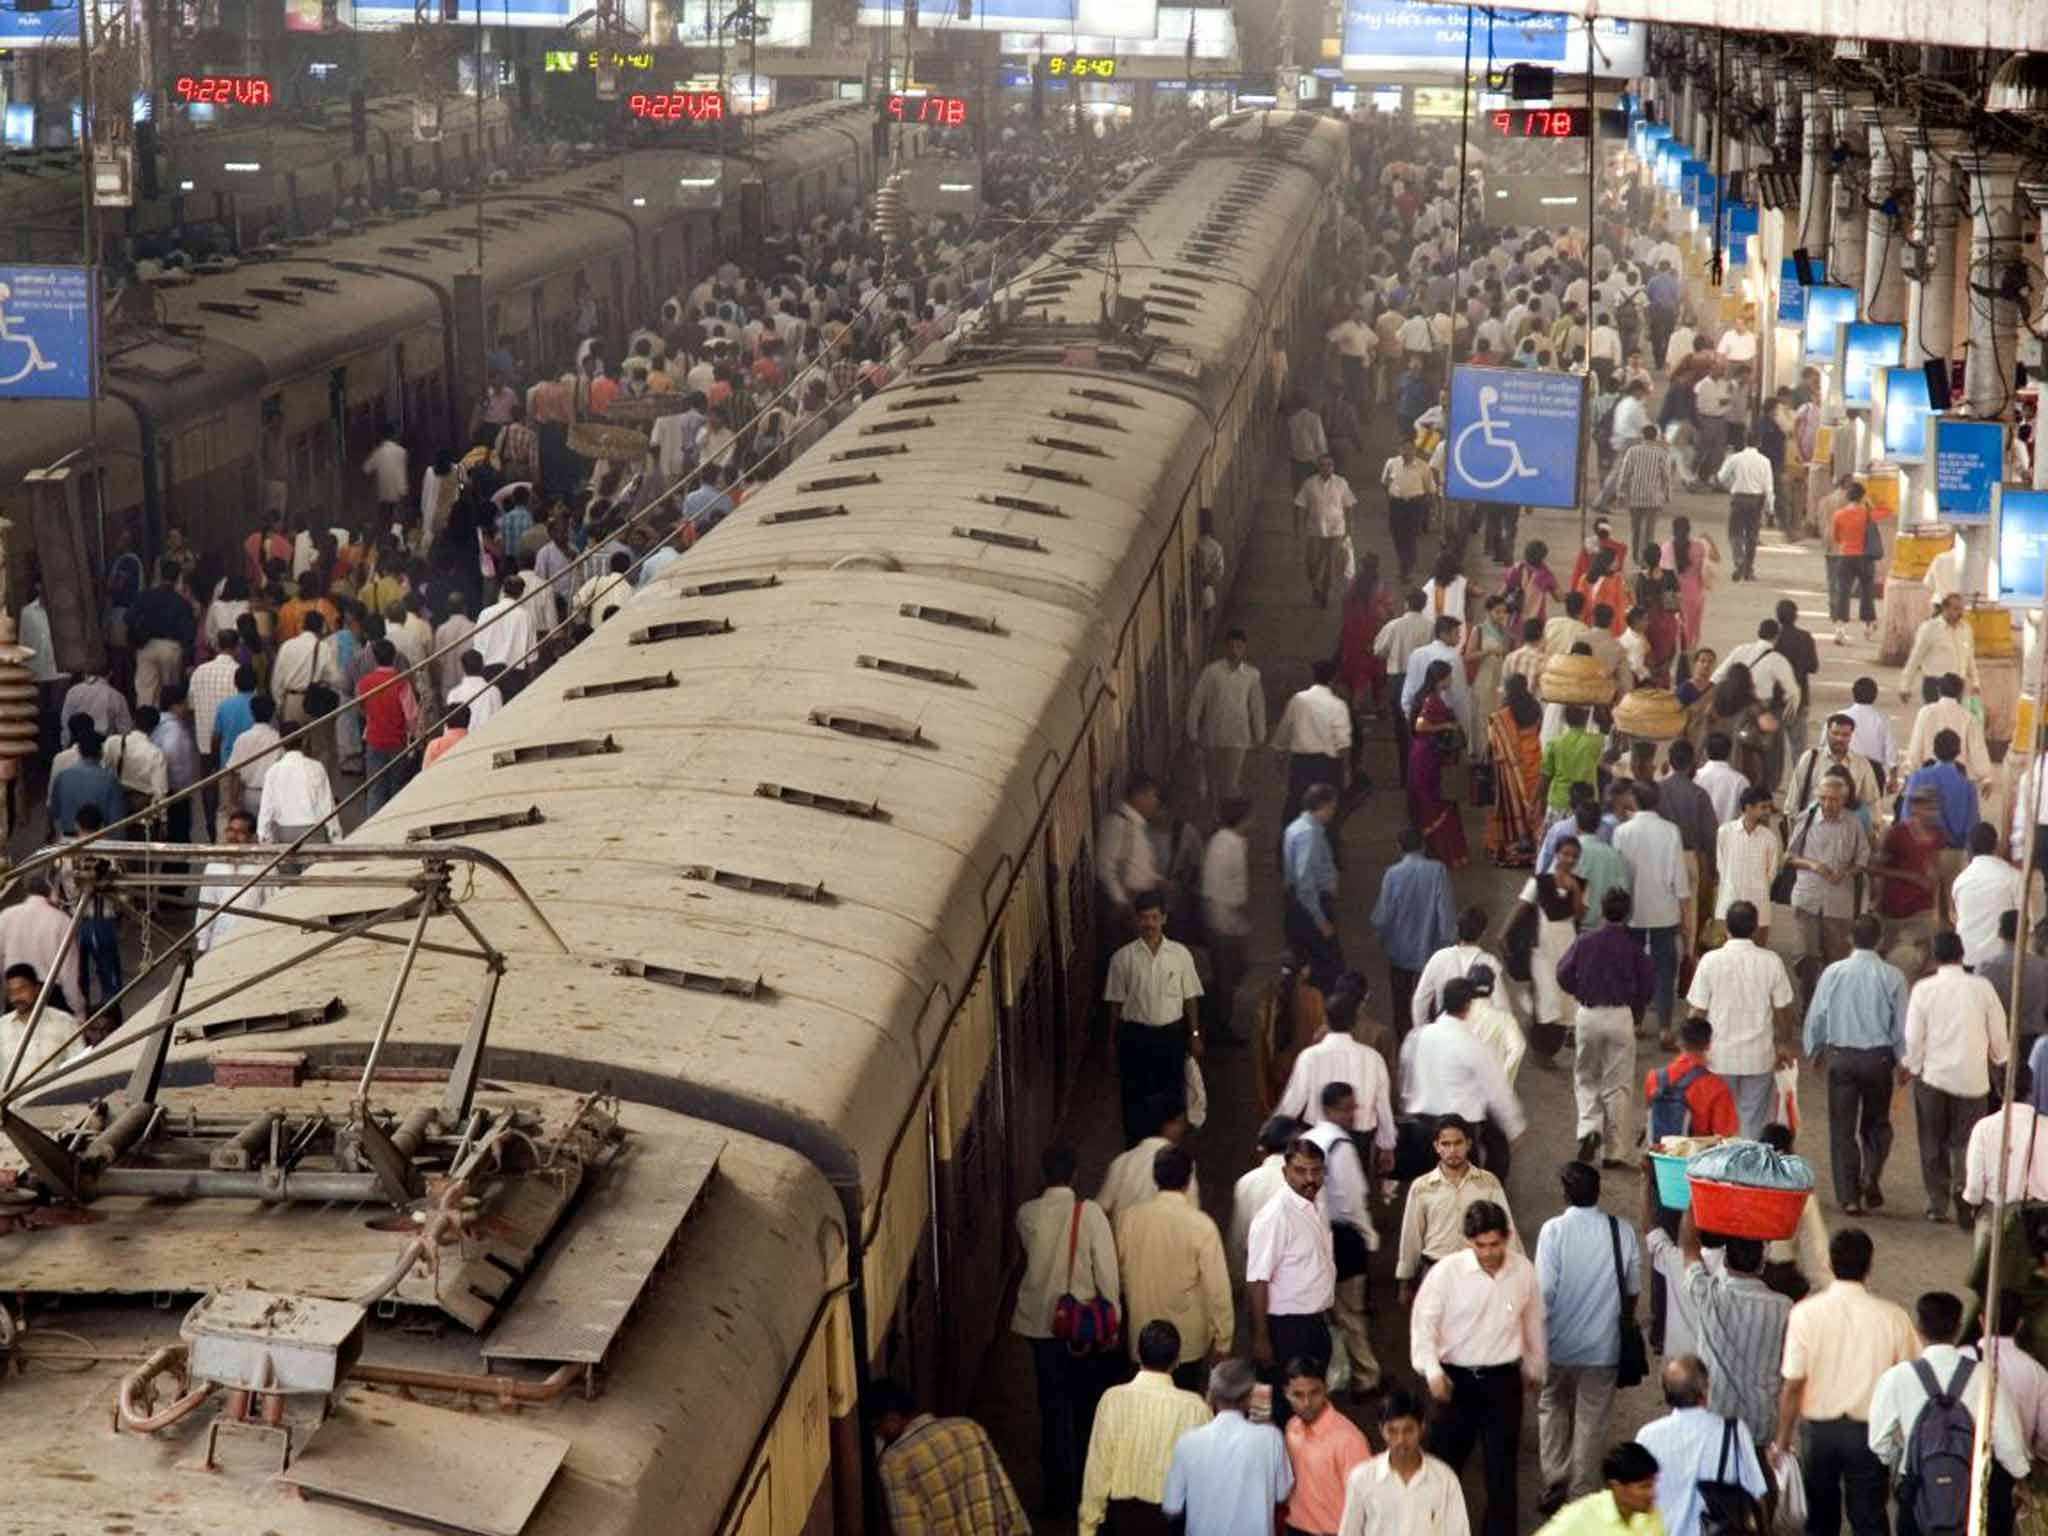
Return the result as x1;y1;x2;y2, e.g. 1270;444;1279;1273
884;93;968;126
627;91;726;122
175;75;274;106
1489;107;1589;138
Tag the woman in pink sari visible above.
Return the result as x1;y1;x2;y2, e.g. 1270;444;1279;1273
1335;555;1395;771
1661;514;1721;654
1407;659;1469;867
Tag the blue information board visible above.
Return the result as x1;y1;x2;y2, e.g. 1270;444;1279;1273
1840;322;1903;408
1443;365;1585;511
1933;418;2003;526
1880;365;1930;463
1999;489;2048;608
0;265;96;401
1341;2;1568;63
1778;256;1824;328
1801;285;1858;363
1720;203;1759;266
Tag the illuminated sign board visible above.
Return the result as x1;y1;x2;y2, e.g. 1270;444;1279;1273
1046;54;1117;76
627;91;726;122
175;75;274;105
1341;3;1643;75
1486;106;1588;138
545;49;654;72
1839;322;1903;409
1878;364;1931;463
885;92;969;125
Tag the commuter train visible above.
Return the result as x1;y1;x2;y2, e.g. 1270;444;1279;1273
0;110;1349;1536
0;97;913;634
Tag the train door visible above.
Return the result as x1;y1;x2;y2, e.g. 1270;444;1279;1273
608;257;626;343
933;971;1002;1409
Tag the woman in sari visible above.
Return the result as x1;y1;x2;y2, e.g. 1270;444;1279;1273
1510;838;1586;1061
1575;547;1629;635
1466;592;1510;762
1485;672;1545;867
1334;553;1396;739
1661;514;1720;655
1503;539;1559;629
1634;546;1681;679
1705;663;1772;787
1407;659;1469;867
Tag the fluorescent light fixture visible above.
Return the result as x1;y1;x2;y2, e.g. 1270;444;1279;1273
631;195;648;206
677;176;717;186
938;181;973;192
179;178;195;191
224;160;262;172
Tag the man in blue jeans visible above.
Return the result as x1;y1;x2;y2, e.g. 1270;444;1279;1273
1612;780;1688;1046
68;803;123;1023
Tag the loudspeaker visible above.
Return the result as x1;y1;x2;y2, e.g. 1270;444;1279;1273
1792;247;1815;288
1924;357;1952;410
1509;64;1554;99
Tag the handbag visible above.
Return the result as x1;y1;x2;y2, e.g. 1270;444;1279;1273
1050;1199;1119;1355
1609;1215;1649;1389
1697;1416;1768;1536
1469;759;1497;807
1769;806;1816;905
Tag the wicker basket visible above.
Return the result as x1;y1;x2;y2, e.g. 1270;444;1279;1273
1538;651;1616;707
1613;688;1686;741
569;422;651;461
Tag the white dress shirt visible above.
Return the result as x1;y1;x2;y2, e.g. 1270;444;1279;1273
1712;639;1800;714
1097;802;1160;908
1374;610;1435;678
474;595;539;673
195;857;270;952
0;893;86;1015
1901;616;1980;699
1411;944;1501;1032
1695;760;1753;825
1245;1184;1336;1314
1953;855;2026;968
1903;964;2008;1097
1295;473;1357;538
1686;939;1795;1077
1012;1187;1118;1338
1336;1453;1471;1536
1614;811;1690;929
269;630;343;705
1186;659;1267;751
444;676;504;731
1962;1104;2048;1207
1270;685;1353;759
0;1002;83;1080
1273;1031;1396;1147
1715;819;1783;919
1906;698;1992;783
1104;937;1203;1028
1410;1248;1546;1378
103;728;169;800
1869;1343;2030;1478
1406;1016;1527;1137
223;723;284;812
1304;1120;1377;1246
1200;827;1250;939
1100;1136;1201;1222
1967;1337;2048;1461
255;751;337;842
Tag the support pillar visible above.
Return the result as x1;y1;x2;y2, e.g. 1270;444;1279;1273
2028;182;2048;491
1900;130;1965;532
1824;93;1869;299
1797;88;1834;275
1861;112;1910;325
1956;154;2021;596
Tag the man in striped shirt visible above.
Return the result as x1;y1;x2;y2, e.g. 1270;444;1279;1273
1676;1201;1790;1449
1077;1321;1210;1534
1611;423;1674;563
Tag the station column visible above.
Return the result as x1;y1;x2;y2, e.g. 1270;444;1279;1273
1797;87;1834;274
1861;111;1910;325
1823;91;1869;299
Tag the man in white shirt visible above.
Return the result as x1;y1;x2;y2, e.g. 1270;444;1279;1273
1374;593;1435;779
1953;822;2031;969
1711;621;1801;716
1380;440;1440;585
1305;1082;1382;1392
1294;456;1356;609
222;695;284;818
1104;889;1203;1148
256;744;337;845
1401;615;1474;741
1099;1105;1199;1222
1901;593;1981;703
1098;775;1164;943
195;807;269;953
1185;630;1266;811
1844;677;1897;782
1335;1389;1470;1536
1868;1290;2029;1530
1327;306;1376;413
0;879;87;1017
1696;734;1753;824
1716;430;1777;581
1906;672;1993;785
1715;788;1783;940
1410;908;1500;1033
1270;661;1353;822
1608;381;1651;462
1245;1137;1337;1419
1231;1117;1299;1285
1407;978;1528;1181
444;651;504;735
1614;780;1691;1040
1273;988;1395;1158
0;959;83;1081
1962;1079;2048;1212
1684;901;1796;1137
1410;1198;1545;1536
475;574;540;693
1904;931;2008;1224
1634;1356;1768;1536
269;611;344;728
1200;799;1252;1045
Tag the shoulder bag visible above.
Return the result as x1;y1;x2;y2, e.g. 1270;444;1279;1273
1050;1199;1119;1355
1697;1416;1769;1536
1770;805;1816;906
1609;1214;1649;1388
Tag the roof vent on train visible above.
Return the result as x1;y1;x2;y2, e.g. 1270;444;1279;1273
830;444;909;465
1007;461;1090;487
492;736;623;768
899;602;1001;635
608;957;764;999
675;574;779;598
857;653;969;688
403;806;547;841
562;672;679;700
629;617;736;643
759;504;850;525
243;287;307;305
281;275;340;295
198;300;263;321
754;781;883;819
953;526;1047;554
799;471;882;494
681;864;826;903
808;705;925;745
977;492;1064;517
1029;433;1109;459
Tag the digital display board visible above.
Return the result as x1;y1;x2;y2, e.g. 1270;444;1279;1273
1046;54;1116;76
1487;107;1588;138
885;93;969;125
175;75;274;106
627;92;726;122
1778;255;1823;327
1801;284;1858;363
1879;365;1931;463
1840;322;1904;409
1933;417;2004;527
2000;489;2048;608
1341;3;1643;75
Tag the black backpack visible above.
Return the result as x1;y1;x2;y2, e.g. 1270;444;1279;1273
1905;1357;1978;1536
1696;1417;1767;1536
1648;1063;1707;1143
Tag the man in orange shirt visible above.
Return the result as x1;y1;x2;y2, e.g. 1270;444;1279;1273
275;572;339;645
1282;1359;1372;1536
422;706;470;770
1827;476;1878;644
1642;1016;1739;1146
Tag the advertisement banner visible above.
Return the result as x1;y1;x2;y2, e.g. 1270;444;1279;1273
1800;284;1858;362
1933;417;2004;526
1839;322;1903;409
1443;365;1585;510
1778;256;1823;328
1879;365;1931;463
1340;2;1641;75
1998;488;2048;608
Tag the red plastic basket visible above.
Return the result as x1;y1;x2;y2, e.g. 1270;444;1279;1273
1686;1177;1809;1240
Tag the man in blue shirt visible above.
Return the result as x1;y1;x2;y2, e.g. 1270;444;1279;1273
1535;1160;1640;1514
1282;784;1342;993
1903;728;1978;924
1634;1356;1768;1536
1161;1357;1291;1536
681;464;735;534
48;730;124;837
211;665;259;769
1371;827;1457;1039
1803;912;1909;1215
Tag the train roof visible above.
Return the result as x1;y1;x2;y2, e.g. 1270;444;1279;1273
0;1085;846;1536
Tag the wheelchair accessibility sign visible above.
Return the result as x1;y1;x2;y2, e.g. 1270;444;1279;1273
1443;364;1585;510
0;265;98;401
